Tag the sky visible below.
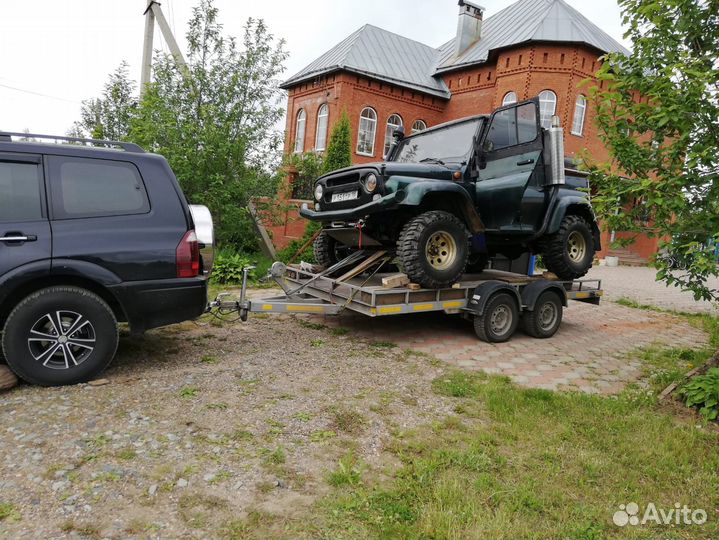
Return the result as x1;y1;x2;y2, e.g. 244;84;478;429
0;0;630;136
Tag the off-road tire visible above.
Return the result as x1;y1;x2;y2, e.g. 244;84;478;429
2;287;118;386
397;211;469;288
473;292;519;343
313;230;340;269
521;291;563;338
540;214;594;280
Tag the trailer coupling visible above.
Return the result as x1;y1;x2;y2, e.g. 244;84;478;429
206;262;346;320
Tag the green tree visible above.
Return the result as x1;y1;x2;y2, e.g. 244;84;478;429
129;0;288;250
73;61;136;140
322;109;352;173
588;0;719;300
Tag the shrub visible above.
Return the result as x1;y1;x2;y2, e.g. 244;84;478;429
211;251;254;284
679;367;719;421
323;109;352;174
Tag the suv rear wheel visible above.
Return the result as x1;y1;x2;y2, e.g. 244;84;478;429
541;214;594;280
397;211;469;288
2;287;118;386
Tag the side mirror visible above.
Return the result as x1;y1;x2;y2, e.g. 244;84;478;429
392;126;405;141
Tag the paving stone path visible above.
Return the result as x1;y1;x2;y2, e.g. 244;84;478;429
297;294;707;395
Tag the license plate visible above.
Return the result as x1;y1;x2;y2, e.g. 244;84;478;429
331;191;358;203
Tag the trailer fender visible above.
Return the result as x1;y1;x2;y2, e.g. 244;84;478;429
464;281;521;316
520;280;568;311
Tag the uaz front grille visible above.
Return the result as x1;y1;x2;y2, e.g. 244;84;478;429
325;173;360;187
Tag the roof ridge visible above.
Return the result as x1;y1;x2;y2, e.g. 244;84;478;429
361;23;442;52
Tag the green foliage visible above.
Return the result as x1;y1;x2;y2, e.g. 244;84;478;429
284;152;324;200
322;109;352;174
679;367;719;421
211;251;254;284
587;0;719;301
130;4;287;249
71;61;136;140
74;1;288;252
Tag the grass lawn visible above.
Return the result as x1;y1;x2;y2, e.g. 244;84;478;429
236;307;719;540
292;371;719;540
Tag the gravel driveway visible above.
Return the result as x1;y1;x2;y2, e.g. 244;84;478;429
0;315;455;539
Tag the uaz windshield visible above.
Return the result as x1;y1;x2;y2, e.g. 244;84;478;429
391;118;483;164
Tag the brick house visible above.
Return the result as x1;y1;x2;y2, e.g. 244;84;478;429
277;0;657;262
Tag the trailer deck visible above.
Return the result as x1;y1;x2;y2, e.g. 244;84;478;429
210;253;603;343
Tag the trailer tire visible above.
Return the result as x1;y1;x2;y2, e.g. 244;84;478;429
541;214;594;280
521;290;563;338
473;292;519;343
398;211;469;288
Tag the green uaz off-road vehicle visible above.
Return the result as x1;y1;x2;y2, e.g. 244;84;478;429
300;98;600;288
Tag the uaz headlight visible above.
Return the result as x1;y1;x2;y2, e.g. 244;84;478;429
314;184;324;201
364;173;378;193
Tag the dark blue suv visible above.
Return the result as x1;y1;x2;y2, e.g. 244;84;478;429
0;132;214;386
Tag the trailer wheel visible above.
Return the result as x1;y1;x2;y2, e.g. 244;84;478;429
473;292;519;343
521;291;563;338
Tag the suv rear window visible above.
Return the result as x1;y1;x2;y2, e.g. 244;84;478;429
0;161;43;222
48;156;150;219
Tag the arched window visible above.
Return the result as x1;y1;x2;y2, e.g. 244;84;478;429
294;109;306;153
315;104;329;151
502;91;517;106
571;94;587;136
538;90;557;129
411;119;427;134
383;114;403;157
356;107;377;156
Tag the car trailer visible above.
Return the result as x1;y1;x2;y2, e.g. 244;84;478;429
208;251;603;343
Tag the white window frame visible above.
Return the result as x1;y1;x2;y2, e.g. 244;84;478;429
383;114;403;158
502;91;518;106
314;104;329;151
411;119;427;134
293;109;306;154
571;94;587;136
356;107;377;157
538;90;557;129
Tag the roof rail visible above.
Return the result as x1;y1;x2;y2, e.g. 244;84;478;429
0;132;145;153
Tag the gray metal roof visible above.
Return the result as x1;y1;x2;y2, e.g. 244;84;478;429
282;0;630;96
281;24;451;99
436;0;631;72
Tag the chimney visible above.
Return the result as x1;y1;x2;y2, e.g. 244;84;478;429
455;0;484;57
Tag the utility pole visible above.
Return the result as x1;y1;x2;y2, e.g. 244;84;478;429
140;0;188;96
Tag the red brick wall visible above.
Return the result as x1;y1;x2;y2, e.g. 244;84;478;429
280;42;655;261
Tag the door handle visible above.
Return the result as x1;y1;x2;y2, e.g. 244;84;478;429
517;158;535;166
0;233;37;242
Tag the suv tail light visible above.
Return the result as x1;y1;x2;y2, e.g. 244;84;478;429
176;230;200;278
